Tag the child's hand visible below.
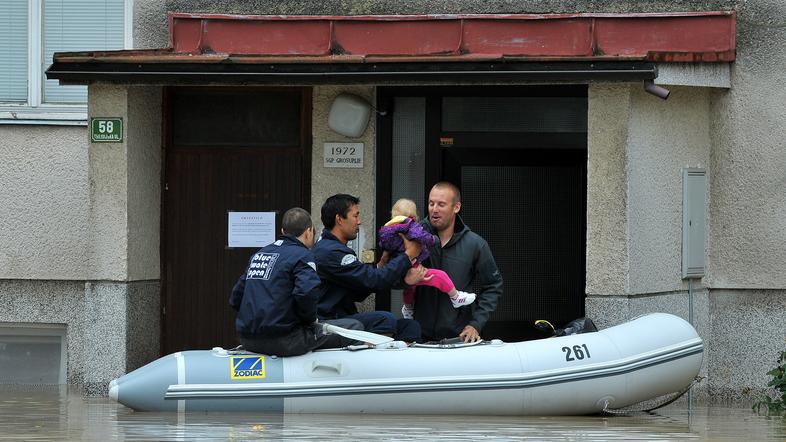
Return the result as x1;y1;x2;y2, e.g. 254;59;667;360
377;250;391;268
401;235;422;261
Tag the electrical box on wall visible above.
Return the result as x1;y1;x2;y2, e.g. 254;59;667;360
682;168;707;279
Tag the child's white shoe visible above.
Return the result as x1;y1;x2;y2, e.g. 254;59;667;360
401;303;415;319
450;291;476;308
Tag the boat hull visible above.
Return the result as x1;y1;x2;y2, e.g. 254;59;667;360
110;313;703;415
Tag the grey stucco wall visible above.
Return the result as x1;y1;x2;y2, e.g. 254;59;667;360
585;84;630;296
311;85;376;239
86;84;163;282
627;86;712;294
708;289;786;402
708;5;786;288
311;86;376;242
126;281;161;372
311;85;378;311
126;87;163;281
0;126;89;279
87;85;129;280
83;281;128;395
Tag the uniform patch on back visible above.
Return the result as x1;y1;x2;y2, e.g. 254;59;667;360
340;254;357;266
247;252;279;280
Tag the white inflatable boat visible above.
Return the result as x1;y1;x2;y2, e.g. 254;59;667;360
109;313;703;415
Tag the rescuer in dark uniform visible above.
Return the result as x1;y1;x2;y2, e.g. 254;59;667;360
229;207;363;356
314;194;426;342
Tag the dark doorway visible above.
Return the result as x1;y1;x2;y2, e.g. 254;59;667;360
162;87;311;354
376;86;587;342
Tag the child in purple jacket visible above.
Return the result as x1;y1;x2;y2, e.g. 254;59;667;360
378;198;476;319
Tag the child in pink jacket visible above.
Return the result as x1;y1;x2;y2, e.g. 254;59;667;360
378;198;476;319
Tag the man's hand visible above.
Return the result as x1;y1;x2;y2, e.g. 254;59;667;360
459;325;481;343
401;235;422;262
404;265;431;285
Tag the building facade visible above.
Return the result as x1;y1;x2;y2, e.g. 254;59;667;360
1;0;784;403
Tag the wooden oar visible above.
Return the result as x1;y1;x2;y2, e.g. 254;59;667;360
319;323;394;345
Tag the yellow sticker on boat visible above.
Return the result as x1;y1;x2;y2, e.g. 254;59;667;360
230;356;266;380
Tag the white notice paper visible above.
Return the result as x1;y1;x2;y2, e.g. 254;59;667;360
228;212;276;248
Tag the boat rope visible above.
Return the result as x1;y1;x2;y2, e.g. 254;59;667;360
601;375;705;415
412;337;487;349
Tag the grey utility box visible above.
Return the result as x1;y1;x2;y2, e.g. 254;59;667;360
682;168;707;279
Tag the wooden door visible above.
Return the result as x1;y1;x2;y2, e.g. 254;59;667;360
162;87;311;353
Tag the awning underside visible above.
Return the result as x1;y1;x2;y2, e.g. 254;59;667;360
48;60;658;84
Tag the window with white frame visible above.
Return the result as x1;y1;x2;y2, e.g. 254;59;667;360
0;0;132;125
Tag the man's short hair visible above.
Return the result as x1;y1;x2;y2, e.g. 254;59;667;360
432;181;461;204
281;207;313;237
321;194;360;230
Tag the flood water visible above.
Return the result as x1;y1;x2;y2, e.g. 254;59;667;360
1;386;784;441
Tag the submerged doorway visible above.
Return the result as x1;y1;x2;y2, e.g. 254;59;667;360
162;87;312;354
376;86;587;341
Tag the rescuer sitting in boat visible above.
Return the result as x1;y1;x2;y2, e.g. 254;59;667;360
229;207;364;356
314;194;427;342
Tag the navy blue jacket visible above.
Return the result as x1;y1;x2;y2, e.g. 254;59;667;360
229;235;321;338
313;230;412;318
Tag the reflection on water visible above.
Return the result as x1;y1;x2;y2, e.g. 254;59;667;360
0;385;784;441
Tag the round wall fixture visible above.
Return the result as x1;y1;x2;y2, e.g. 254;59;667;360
328;93;372;138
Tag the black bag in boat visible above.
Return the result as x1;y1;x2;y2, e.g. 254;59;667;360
534;317;598;337
554;317;597;336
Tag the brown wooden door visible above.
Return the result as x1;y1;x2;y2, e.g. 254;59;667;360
162;87;311;354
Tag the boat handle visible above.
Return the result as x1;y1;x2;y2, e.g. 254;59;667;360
311;361;343;375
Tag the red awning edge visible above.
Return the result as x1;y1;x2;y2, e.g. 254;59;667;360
164;12;736;63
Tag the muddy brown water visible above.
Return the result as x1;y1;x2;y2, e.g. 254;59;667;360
1;385;784;441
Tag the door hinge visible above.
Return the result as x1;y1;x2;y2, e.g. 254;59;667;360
165;182;169;191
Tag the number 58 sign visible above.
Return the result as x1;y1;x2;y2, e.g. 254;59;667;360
90;118;123;143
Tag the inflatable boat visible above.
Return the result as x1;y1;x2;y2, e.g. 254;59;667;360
109;313;703;415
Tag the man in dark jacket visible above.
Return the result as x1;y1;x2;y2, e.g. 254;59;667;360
229;207;362;356
415;182;503;343
314;194;426;342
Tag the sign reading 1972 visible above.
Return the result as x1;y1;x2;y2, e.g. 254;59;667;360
324;142;363;169
90;118;123;143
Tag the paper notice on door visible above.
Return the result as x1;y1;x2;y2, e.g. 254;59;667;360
228;212;276;248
